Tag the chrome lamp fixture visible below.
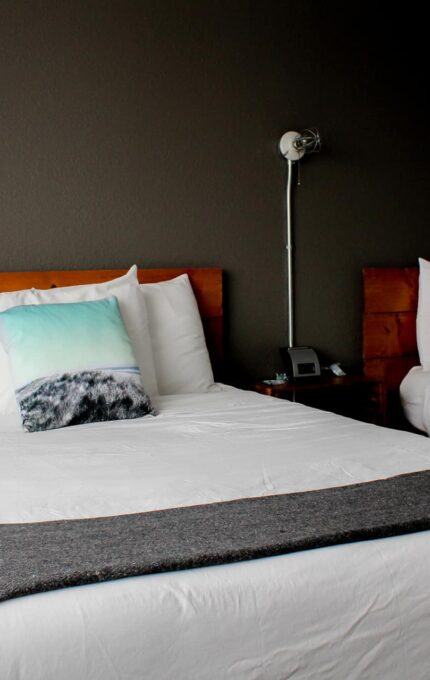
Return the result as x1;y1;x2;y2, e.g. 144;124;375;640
279;128;321;378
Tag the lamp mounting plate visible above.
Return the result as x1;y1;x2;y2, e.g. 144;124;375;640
279;131;305;162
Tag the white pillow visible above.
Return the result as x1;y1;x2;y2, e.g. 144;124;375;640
417;258;430;368
399;365;430;433
141;274;214;394
0;266;158;415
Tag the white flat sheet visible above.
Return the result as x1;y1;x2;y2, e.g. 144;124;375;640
400;365;430;433
1;386;430;679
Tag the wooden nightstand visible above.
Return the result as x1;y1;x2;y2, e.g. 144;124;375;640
254;374;386;426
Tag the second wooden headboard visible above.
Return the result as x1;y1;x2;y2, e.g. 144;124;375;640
362;266;419;391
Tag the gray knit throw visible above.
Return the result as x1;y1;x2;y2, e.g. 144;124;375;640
1;470;430;603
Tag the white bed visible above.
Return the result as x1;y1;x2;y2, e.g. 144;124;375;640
1;386;430;680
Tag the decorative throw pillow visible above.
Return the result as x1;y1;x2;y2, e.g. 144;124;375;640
0;296;155;432
0;265;158;418
417;257;430;368
140;274;215;394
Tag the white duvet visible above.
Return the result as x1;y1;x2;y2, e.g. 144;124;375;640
1;386;430;680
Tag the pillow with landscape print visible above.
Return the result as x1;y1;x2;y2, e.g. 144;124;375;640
0;265;159;418
0;296;155;432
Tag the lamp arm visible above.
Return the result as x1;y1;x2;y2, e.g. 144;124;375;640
286;159;294;348
279;128;320;349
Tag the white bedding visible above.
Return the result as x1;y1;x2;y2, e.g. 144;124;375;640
400;365;430;434
1;386;430;679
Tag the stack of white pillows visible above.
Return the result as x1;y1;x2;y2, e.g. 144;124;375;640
0;266;215;431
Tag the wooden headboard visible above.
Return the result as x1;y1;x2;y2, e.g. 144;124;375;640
362;266;418;389
363;266;419;428
0;267;223;378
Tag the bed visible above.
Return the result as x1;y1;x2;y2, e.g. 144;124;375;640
1;266;430;680
363;261;430;433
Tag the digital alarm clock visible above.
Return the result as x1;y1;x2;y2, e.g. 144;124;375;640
280;346;321;379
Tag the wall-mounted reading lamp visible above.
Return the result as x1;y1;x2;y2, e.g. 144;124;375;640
279;128;321;378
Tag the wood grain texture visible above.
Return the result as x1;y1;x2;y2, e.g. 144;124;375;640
363;312;417;359
0;267;223;378
363;356;419;387
363;267;418;313
362;266;419;404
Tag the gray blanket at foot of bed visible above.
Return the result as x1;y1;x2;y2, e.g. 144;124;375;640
1;469;430;603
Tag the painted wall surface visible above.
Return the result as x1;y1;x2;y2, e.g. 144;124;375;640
1;1;430;381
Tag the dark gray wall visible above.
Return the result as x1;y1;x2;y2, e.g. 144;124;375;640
1;1;430;381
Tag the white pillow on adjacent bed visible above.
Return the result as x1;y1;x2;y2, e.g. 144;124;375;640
399;365;430;433
141;274;214;394
0;266;158;416
417;257;430;368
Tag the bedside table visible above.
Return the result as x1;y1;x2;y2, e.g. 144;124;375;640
254;374;386;426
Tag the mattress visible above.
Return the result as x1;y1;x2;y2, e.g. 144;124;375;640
1;386;430;679
400;365;430;433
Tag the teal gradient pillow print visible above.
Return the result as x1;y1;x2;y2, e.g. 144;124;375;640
0;296;155;432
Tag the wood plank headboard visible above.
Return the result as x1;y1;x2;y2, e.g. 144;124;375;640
0;267;223;378
362;266;418;389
